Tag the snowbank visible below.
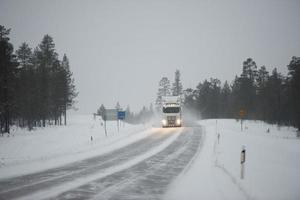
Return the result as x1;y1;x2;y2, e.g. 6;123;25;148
0;115;150;179
165;119;300;200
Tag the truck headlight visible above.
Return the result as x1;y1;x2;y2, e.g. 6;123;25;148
162;119;167;126
176;119;181;125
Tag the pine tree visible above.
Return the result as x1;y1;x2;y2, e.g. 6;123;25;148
0;25;18;133
195;80;210;118
183;88;196;112
61;54;77;125
220;81;232;117
194;79;221;118
115;102;121;111
50;59;65;125
16;42;35;129
233;58;258;118
124;105;133;123
256;66;269;120
16;43;32;67
181;57;300;130
287;57;300;130
97;104;106;117
265;68;284;124
36;35;58;127
155;77;171;110
242;58;258;81
0;27;77;131
172;69;183;96
31;47;43;126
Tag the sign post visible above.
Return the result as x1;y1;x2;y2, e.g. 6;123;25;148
101;110;126;135
239;109;245;131
117;111;126;133
102;113;107;136
104;120;107;136
102;109;118;136
117;120;119;132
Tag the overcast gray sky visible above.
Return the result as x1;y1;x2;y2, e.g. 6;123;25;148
1;0;300;113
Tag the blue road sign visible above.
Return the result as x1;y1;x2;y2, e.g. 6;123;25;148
117;111;126;120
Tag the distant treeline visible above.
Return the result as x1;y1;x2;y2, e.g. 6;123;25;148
0;25;77;133
124;104;154;124
183;57;300;130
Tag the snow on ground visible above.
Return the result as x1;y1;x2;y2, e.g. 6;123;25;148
21;129;182;200
0;114;152;179
165;119;300;200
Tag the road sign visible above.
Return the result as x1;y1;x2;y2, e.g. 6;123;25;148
103;109;118;121
118;111;126;120
239;109;245;118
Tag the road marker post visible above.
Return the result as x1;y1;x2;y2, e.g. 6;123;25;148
240;146;246;179
103;115;107;136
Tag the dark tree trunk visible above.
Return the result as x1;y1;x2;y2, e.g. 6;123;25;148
64;106;67;126
4;86;10;133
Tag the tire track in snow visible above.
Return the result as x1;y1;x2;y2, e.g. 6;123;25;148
52;127;202;200
0;128;177;200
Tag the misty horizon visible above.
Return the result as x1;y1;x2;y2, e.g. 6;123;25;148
1;0;299;113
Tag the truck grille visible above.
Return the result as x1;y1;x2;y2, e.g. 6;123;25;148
167;116;176;125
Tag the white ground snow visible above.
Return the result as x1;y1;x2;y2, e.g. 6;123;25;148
0;115;152;179
20;129;182;200
165;119;300;200
2;117;300;200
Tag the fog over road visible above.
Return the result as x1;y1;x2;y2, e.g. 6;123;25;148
0;126;203;200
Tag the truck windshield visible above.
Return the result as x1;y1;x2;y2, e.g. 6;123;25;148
163;107;180;113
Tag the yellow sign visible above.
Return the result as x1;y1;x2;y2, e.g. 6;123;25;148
239;109;245;118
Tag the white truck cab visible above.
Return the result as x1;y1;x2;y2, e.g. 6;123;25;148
161;96;182;127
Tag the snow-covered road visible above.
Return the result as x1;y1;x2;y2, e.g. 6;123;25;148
0;127;203;200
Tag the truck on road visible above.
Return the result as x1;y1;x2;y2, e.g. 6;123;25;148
161;96;182;127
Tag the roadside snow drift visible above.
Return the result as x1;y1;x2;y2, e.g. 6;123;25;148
165;119;300;200
0;115;149;179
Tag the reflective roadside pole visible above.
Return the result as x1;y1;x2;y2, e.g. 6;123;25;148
240;146;246;179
